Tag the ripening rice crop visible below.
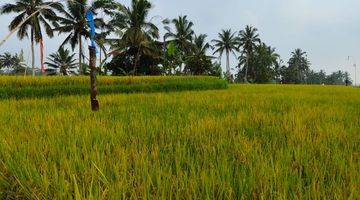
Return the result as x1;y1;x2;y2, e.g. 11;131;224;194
0;83;359;199
0;76;228;99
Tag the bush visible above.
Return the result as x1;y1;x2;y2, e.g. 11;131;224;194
0;76;228;99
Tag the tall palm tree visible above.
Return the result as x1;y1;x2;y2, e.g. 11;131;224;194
212;29;239;79
1;0;62;76
288;48;310;83
54;0;113;74
267;45;280;68
164;15;195;55
45;47;77;76
193;34;212;56
109;0;160;75
289;49;308;68
238;25;261;82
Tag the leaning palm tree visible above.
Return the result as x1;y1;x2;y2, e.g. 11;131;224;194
45;47;77;76
95;32;109;72
108;0;160;75
267;45;280;68
212;29;239;79
54;0;114;74
164;15;195;55
238;25;261;82
0;0;63;76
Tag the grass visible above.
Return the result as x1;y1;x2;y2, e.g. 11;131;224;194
0;76;228;99
0;83;359;199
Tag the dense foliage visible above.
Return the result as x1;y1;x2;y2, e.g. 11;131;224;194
0;1;358;199
236;43;279;83
1;0;353;85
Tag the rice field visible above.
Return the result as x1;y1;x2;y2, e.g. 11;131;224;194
0;83;359;199
0;76;227;99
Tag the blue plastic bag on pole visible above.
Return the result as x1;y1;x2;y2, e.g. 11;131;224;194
86;10;96;48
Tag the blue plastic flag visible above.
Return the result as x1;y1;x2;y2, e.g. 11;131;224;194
86;10;96;48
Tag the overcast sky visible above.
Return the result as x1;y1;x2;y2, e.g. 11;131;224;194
0;0;359;83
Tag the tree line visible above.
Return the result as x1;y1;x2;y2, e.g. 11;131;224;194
0;0;353;85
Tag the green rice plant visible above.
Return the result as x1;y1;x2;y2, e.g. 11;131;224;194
0;76;228;99
0;84;359;199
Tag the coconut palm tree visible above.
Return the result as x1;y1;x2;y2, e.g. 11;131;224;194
212;29;239;79
237;43;280;83
54;0;114;74
288;48;310;83
0;53;15;70
238;25;261;82
193;34;212;56
0;0;63;76
108;0;160;75
95;32;109;72
45;47;77;76
0;51;27;74
267;45;280;68
164;15;195;55
184;34;215;75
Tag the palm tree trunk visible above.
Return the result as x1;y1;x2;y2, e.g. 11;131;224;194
244;54;249;83
40;38;45;76
99;48;102;73
61;65;67;76
78;34;82;75
226;50;230;80
133;49;141;76
31;28;35;76
103;51;108;75
89;46;99;111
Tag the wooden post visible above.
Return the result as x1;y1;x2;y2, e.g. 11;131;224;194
89;46;99;111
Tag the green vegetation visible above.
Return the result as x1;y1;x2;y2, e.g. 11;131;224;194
0;0;63;75
0;0;358;198
0;84;358;199
0;0;354;85
0;76;227;99
212;29;239;79
45;47;77;76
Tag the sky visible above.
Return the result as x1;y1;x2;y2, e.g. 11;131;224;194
0;0;359;84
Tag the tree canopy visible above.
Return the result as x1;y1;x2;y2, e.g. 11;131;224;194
0;0;353;85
